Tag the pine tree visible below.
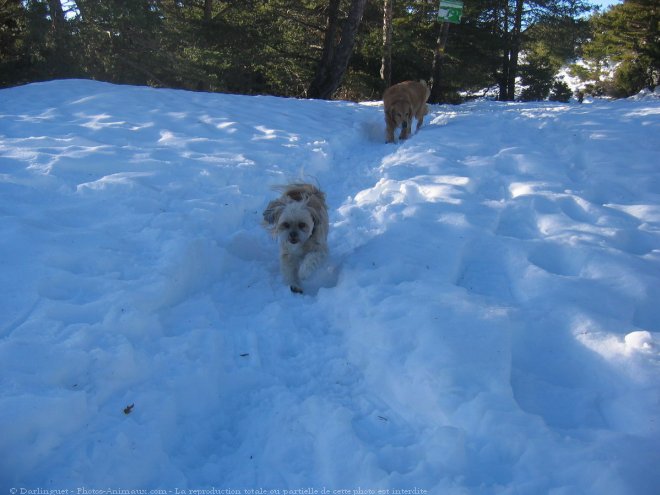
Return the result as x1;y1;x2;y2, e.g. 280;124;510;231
491;0;590;100
381;0;393;87
308;0;369;99
0;0;27;86
584;0;659;96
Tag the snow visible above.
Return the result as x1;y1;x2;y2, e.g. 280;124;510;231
555;60;618;98
1;79;659;494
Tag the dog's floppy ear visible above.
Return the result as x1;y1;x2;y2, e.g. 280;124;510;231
304;194;329;240
262;198;287;227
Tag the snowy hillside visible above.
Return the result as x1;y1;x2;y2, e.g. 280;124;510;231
1;80;659;494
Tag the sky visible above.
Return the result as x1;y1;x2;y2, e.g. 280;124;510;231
591;0;622;9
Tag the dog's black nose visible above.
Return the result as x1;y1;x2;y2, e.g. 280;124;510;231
289;232;299;243
402;121;408;129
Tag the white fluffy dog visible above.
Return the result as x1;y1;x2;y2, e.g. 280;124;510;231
263;183;329;293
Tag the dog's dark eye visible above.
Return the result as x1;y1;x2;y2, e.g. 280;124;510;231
298;222;307;230
282;222;290;229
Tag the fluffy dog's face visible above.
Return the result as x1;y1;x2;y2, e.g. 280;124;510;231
389;101;412;129
276;201;315;249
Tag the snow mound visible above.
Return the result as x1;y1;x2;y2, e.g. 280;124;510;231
1;79;659;494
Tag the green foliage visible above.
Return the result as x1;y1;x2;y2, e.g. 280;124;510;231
611;56;654;97
0;0;27;86
583;0;659;96
567;62;593;82
549;80;572;102
520;50;557;101
525;14;591;64
0;0;654;100
72;0;168;86
439;0;502;98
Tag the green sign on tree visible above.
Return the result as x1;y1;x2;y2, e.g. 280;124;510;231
438;0;463;24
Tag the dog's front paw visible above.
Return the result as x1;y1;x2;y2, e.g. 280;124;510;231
290;285;303;294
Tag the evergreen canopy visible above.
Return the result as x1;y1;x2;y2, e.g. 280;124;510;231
1;0;655;100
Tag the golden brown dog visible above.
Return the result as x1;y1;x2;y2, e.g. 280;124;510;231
383;80;430;143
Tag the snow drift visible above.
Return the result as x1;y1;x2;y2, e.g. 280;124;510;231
0;80;659;494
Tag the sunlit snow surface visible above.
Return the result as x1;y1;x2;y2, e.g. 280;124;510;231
1;80;659;494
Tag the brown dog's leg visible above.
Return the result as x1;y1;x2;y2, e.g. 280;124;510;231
386;124;395;143
415;115;424;133
281;252;303;294
385;112;396;143
415;104;427;133
400;119;411;140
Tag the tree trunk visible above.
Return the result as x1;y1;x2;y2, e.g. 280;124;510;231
204;0;213;22
48;0;65;32
48;0;70;75
506;0;524;101
380;0;393;88
499;0;511;101
429;21;450;103
309;0;340;98
48;0;66;50
308;0;368;99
